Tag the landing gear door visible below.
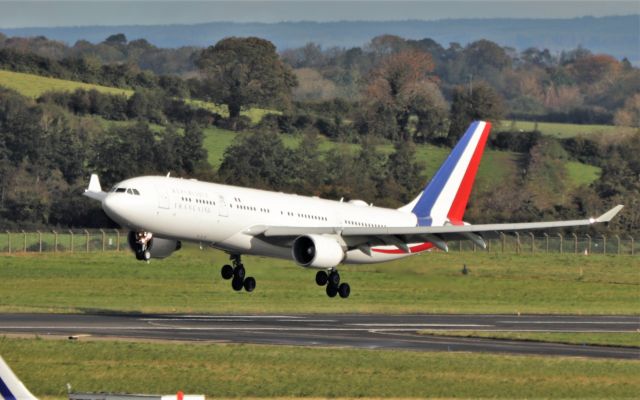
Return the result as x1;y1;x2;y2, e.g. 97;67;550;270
158;188;170;209
218;195;229;217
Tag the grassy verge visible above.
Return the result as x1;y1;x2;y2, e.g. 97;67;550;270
418;331;640;348
1;337;639;399
0;248;637;315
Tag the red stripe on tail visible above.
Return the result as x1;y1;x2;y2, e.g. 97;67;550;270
447;122;492;222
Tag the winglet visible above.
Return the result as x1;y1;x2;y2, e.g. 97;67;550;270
0;355;39;400
595;205;624;223
83;174;107;201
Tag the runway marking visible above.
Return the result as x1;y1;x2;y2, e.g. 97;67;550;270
499;321;640;325
350;324;492;327
277;319;337;323
141;318;251;322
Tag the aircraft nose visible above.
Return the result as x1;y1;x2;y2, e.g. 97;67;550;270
102;193;128;220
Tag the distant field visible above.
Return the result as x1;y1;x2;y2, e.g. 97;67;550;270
1;337;638;399
0;69;133;98
0;247;637;315
499;120;636;138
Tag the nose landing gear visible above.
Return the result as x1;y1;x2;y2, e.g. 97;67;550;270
220;254;256;293
316;269;350;299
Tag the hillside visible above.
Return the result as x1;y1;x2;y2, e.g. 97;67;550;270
0;69;602;194
2;16;637;62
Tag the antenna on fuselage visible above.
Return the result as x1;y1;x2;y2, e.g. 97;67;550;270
166;172;171;177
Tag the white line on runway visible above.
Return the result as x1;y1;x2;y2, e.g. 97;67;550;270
499;321;640;325
350;324;492;327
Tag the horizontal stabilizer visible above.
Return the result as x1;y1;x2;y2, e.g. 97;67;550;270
595;205;624;223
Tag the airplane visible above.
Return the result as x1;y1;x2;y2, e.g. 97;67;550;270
84;121;623;299
0;355;37;400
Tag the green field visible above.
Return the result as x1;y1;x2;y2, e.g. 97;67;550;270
0;247;637;315
499;120;636;138
0;69;134;98
1;338;638;399
419;331;640;348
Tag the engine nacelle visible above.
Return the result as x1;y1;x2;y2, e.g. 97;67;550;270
292;234;345;269
127;231;181;260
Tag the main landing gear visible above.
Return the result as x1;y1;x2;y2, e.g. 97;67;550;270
315;269;350;299
220;254;256;293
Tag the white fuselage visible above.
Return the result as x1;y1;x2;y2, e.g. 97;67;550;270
102;176;427;265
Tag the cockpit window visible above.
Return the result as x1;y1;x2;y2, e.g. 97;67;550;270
126;189;133;194
132;189;140;195
115;188;126;193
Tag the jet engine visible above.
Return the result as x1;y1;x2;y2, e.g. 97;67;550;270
292;234;345;269
128;231;181;261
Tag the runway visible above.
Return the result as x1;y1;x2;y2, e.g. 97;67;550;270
0;313;638;359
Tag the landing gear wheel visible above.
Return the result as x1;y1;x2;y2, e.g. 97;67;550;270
234;264;245;280
326;284;338;298
135;250;144;261
338;283;351;299
315;271;328;286
221;264;234;280
143;250;151;261
328;271;340;286
231;277;244;291
243;277;256;292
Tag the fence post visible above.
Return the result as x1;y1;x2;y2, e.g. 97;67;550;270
22;230;27;252
100;229;106;251
500;232;506;253
515;232;520;254
69;230;74;253
572;233;578;254
487;238;491;252
585;234;592;254
6;231;10;254
114;229;120;251
543;233;549;253
558;233;563;254
84;230;90;253
459;240;462;252
630;236;635;256
615;235;620;255
529;232;535;253
53;230;58;253
37;231;42;253
602;234;607;255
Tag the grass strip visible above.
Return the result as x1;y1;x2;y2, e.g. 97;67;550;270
1;337;639;399
0;248;638;315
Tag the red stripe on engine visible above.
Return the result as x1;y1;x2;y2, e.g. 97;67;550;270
447;121;492;222
371;242;434;254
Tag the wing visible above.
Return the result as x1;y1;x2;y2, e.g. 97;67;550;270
246;205;624;252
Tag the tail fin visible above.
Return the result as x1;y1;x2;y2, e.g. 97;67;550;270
0;356;38;400
399;121;491;226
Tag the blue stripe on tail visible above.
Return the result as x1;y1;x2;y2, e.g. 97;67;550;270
0;375;16;400
411;121;481;226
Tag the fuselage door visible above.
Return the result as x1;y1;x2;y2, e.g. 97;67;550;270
218;195;229;217
158;188;170;209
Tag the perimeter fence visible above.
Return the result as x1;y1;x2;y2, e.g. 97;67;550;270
0;230;637;256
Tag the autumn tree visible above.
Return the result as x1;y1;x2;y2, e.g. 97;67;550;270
360;49;446;141
196;37;297;125
448;82;504;144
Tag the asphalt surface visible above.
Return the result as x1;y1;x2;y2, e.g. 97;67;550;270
0;313;638;359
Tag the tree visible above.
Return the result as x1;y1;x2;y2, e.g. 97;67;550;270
448;82;504;145
360;49;445;141
197;37;297;124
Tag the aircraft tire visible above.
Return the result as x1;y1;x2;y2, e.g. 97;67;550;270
231;277;244;291
315;271;328;286
243;277;256;292
338;283;350;299
326;284;338;298
328;271;340;286
143;250;151;261
234;264;246;280
221;264;234;280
